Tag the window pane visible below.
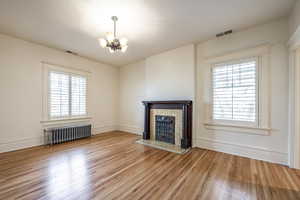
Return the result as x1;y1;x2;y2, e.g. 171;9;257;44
49;72;69;118
71;75;87;116
212;59;257;123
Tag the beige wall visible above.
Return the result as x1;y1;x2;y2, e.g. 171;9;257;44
145;44;195;101
0;17;292;165
196;19;289;165
119;60;146;134
0;34;119;152
119;19;290;165
119;44;196;135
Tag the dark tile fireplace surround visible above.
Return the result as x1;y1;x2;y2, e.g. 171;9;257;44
142;101;193;149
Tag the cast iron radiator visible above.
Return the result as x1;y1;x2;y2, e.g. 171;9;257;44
45;124;91;145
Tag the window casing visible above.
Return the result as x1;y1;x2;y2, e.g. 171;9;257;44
211;57;259;127
48;70;87;120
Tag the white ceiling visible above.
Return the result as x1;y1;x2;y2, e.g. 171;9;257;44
0;0;295;66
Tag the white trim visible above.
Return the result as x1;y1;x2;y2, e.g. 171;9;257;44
42;62;91;122
204;123;271;135
204;45;271;134
0;136;44;153
295;48;300;169
0;124;118;153
93;125;118;135
210;57;259;127
41;61;92;74
288;23;300;169
288;50;296;168
41;116;92;123
288;26;300;51
290;48;300;169
205;44;271;64
118;124;143;135
196;137;288;165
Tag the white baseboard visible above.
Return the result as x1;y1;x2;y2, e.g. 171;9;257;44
0;136;44;153
92;125;118;135
118;125;143;135
196;137;288;165
1;126;288;166
0;124;118;153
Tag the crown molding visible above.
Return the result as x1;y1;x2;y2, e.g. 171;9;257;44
288;26;300;51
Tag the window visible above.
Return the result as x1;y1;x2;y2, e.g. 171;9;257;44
211;57;258;126
49;71;87;119
204;45;270;134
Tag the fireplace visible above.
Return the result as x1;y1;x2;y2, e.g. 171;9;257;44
140;101;193;151
155;115;175;144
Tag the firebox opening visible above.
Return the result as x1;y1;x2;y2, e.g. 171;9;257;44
155;115;175;144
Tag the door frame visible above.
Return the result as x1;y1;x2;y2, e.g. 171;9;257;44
289;46;300;169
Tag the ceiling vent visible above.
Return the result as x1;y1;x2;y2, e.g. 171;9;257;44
216;30;233;37
65;50;78;55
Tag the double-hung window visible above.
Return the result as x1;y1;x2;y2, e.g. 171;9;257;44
211;57;258;126
48;70;87;119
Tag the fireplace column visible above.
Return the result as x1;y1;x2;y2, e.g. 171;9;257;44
143;102;150;140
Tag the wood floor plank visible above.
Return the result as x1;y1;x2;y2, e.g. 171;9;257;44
0;131;299;200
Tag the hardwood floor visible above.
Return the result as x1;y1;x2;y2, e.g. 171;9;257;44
0;131;300;200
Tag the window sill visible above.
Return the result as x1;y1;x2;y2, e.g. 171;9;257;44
41;116;92;126
204;122;271;136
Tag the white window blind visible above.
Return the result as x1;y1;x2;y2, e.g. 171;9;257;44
49;71;87;119
71;76;87;116
49;72;69;118
212;58;257;124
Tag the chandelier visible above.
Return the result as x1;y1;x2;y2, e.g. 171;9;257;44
98;16;128;53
